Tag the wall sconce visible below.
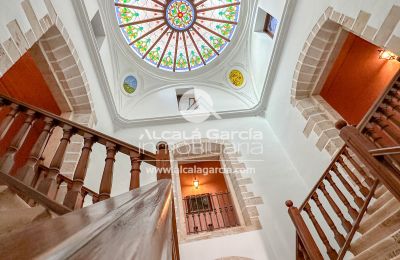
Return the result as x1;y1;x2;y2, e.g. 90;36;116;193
378;49;399;61
193;177;199;189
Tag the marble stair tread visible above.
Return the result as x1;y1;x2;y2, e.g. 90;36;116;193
352;230;400;260
358;198;400;234
367;191;394;215
0;186;30;211
0;206;52;234
350;209;400;255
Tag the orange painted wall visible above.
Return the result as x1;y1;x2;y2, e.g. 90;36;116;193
0;52;61;175
179;161;228;197
320;34;399;125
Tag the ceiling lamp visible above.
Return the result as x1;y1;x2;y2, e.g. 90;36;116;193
115;0;241;72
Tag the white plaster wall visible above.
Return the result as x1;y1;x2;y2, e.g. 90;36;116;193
265;0;400;187
251;0;286;97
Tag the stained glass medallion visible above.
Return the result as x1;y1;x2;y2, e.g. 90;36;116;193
115;0;241;72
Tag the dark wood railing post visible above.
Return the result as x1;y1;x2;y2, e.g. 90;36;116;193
0;109;36;174
98;142;117;201
37;124;74;198
63;133;95;209
285;201;323;260
16;117;54;186
338;123;400;201
156;141;171;180
129;151;142;190
0;103;19;140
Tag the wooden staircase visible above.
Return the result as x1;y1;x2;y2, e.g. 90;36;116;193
287;75;400;259
0;94;180;259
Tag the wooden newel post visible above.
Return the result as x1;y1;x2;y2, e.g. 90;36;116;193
17;117;54;186
285;200;323;260
0;103;19;140
99;142;117;201
336;121;400;201
129;151;142;190
38;124;74;199
63;133;95;209
0;109;36;174
156;141;171;180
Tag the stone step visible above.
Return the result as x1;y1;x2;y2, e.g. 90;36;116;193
350;209;400;255
367;191;394;215
0;206;52;234
358;198;400;234
352;230;400;260
374;185;388;199
0;186;30;211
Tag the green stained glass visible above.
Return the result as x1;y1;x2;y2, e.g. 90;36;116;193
115;0;240;72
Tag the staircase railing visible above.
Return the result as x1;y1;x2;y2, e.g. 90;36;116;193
286;146;379;259
287;73;400;259
0;180;176;259
0;94;180;258
0;93;170;210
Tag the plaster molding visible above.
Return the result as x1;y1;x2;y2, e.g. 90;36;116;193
71;0;296;128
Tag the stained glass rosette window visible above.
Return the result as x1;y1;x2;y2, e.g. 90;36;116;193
115;0;241;72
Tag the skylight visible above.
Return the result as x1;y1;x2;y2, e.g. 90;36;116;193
115;0;241;72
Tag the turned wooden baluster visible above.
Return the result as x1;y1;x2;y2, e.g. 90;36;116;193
16;117;54;186
129;151;142;190
336;157;369;197
319;181;352;233
364;123;390;147
342;149;374;187
37;125;74;199
311;193;346;247
98;142;117;201
331;165;364;208
303;203;338;259
0;109;36;174
0;103;19;140
379;103;400;126
325;172;358;220
372;112;400;143
63;133;95;210
156;141;171;180
385;94;400;110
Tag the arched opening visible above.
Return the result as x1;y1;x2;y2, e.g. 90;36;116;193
320;34;399;125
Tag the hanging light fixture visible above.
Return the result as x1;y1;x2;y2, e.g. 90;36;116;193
378;49;399;61
193;177;199;189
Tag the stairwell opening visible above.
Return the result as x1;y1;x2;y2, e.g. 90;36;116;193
171;139;263;243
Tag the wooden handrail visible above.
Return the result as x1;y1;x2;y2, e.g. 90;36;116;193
0;180;174;259
369;146;400;156
0;171;71;215
56;171;99;200
286;201;323;260
339;125;400;201
0;94;157;165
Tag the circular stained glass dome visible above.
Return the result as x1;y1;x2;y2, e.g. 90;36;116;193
115;0;241;72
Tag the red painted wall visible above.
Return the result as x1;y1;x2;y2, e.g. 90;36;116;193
0;53;61;176
320;34;399;125
179;161;228;197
